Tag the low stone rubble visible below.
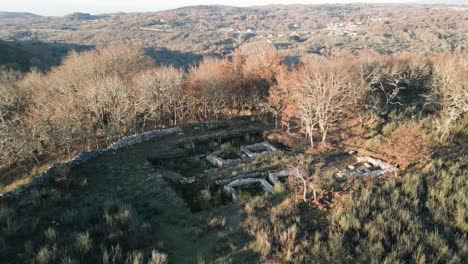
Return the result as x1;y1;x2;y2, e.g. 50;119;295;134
268;169;295;184
337;156;398;177
161;170;196;184
357;156;398;172
206;154;225;167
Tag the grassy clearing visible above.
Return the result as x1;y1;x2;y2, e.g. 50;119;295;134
1;115;466;263
0;124;270;263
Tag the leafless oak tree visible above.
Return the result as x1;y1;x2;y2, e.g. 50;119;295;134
294;58;359;147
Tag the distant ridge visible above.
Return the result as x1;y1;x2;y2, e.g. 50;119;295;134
65;12;106;21
418;0;467;4
0;11;40;19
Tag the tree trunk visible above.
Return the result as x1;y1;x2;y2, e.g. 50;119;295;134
308;126;314;148
33;154;40;165
303;180;307;202
296;168;307;202
321;129;327;143
141;115;148;133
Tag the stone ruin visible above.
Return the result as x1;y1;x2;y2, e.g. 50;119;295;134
268;169;296;185
200;141;289;201
222;178;275;202
161;170;196;185
241;141;279;158
337;155;398;177
205;153;242;168
206;141;279;168
213;169;295;202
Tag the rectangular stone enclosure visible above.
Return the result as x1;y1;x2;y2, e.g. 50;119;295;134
206;141;280;168
240;141;279;158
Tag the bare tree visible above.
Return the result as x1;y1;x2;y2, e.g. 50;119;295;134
430;54;468;140
133;66;185;131
289;155;324;202
186;58;237;121
234;41;285;102
362;55;432;113
264;69;295;129
0;69;28;123
294;58;359;147
236;41;284;81
290;154;310;202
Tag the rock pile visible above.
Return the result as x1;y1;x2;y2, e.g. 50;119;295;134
337;156;398;177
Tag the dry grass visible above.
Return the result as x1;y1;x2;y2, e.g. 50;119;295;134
0;163;50;192
381;121;429;168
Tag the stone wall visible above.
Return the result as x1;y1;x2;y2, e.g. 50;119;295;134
0;127;183;199
206;141;280;168
223;178;275;202
240;141;279;158
109;127;182;150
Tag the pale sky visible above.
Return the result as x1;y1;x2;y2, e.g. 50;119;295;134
0;0;443;16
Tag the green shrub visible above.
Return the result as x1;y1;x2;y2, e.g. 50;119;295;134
381;122;397;135
44;228;57;242
220;142;240;159
125;250;143;264
365;135;382;151
251;229;271;257
36;245;58;264
148;250;168;264
75;231;92;255
274;182;285;194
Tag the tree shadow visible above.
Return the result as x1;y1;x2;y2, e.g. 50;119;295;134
0;39;93;72
0;40;206;72
145;47;204;69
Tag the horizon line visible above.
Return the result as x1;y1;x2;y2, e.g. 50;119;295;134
1;1;465;17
